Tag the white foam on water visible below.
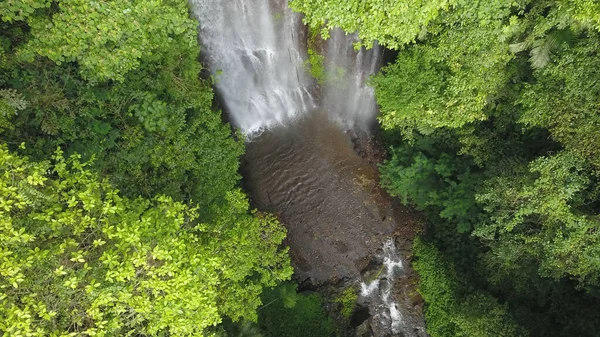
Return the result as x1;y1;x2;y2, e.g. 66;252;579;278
359;239;406;335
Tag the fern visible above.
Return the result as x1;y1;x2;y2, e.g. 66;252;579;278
510;30;576;69
236;321;264;337
0;49;6;68
416;122;436;136
279;282;298;309
0;89;28;116
40;115;60;136
491;156;528;177
529;38;556;69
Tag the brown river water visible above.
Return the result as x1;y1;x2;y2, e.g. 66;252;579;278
242;113;427;337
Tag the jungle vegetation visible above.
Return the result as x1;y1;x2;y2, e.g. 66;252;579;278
3;0;600;336
290;0;600;336
0;1;293;336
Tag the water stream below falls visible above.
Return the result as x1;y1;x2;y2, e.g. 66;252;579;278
190;0;427;335
242;113;427;336
360;239;428;337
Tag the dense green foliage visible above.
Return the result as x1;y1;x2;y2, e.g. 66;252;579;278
0;146;291;336
1;0;243;207
289;0;455;49
215;282;336;337
304;27;325;85
291;0;600;336
413;239;526;337
4;0;600;335
0;1;293;336
256;283;336;337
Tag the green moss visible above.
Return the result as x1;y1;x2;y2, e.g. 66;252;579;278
335;286;358;319
304;23;327;85
364;264;386;284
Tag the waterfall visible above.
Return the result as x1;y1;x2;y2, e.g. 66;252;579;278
189;0;381;136
324;28;382;131
190;0;315;134
189;2;426;336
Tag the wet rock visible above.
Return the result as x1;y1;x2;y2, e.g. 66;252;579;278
355;318;373;337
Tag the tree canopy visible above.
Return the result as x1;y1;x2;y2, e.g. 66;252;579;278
0;146;291;336
0;1;293;336
292;0;600;336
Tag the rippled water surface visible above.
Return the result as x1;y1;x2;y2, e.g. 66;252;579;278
243;113;395;282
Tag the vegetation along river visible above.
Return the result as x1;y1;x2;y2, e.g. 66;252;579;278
191;0;427;335
3;0;600;336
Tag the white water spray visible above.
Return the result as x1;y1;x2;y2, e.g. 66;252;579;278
189;0;381;135
360;239;405;335
190;0;315;134
324;28;382;130
360;239;427;336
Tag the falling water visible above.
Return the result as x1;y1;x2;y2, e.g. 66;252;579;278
324;28;382;130
360;239;428;337
190;0;315;134
189;0;381;135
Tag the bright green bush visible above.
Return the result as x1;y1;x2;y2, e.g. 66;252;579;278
305;49;325;85
335;286;358;319
16;0;198;82
0;146;292;336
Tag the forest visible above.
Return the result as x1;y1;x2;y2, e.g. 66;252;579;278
0;1;294;335
1;0;600;336
291;0;600;336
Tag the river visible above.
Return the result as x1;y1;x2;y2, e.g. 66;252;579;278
190;0;428;336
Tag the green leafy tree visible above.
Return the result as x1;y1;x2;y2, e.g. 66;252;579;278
371;1;519;137
475;152;600;285
0;145;292;336
379;135;480;234
14;0;198;82
413;238;526;337
518;31;600;167
289;0;456;49
0;0;50;22
0;0;243;207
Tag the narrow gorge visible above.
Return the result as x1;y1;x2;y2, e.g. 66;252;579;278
190;1;427;335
